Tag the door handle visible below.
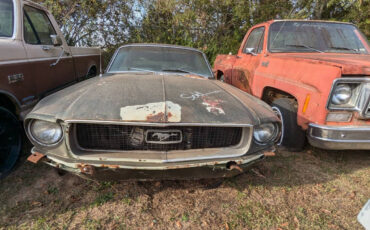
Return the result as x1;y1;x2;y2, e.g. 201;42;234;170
42;46;51;51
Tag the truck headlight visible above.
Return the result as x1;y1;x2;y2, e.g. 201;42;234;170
328;80;363;110
29;120;63;146
331;84;352;105
253;123;278;144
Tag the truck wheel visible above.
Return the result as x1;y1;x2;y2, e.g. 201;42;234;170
218;74;225;82
271;98;305;151
86;67;97;79
0;107;22;179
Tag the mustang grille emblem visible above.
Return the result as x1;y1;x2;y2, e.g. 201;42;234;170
145;130;182;144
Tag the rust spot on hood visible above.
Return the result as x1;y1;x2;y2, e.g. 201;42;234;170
146;112;165;122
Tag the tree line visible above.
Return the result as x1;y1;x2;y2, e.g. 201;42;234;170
35;0;370;64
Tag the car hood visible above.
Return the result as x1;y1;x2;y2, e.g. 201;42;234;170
273;53;370;75
28;73;278;125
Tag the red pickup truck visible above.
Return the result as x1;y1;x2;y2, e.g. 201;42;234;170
213;20;370;151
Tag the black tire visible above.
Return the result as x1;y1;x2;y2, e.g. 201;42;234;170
218;74;225;82
0;107;22;179
86;67;97;79
271;98;305;151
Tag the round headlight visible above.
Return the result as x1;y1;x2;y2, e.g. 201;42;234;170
331;84;352;105
29;120;63;145
253;123;277;144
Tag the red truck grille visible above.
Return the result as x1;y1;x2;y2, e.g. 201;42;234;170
72;123;243;152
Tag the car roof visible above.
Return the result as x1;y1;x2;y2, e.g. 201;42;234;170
265;19;354;26
118;43;204;53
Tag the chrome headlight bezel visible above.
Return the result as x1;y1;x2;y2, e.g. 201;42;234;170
253;123;279;145
331;84;352;105
327;78;368;111
28;119;64;147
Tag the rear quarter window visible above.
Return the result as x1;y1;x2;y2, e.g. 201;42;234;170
0;0;14;38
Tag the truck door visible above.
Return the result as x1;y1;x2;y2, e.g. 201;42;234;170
232;26;265;94
0;0;37;106
22;5;74;97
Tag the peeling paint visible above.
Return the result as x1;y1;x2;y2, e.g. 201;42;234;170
202;97;225;115
120;101;181;122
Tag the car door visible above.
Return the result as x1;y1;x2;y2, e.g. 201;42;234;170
22;5;74;97
231;26;265;94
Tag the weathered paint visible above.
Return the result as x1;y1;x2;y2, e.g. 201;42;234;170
213;19;370;129
28;73;278;125
202;98;225;115
120;101;181;122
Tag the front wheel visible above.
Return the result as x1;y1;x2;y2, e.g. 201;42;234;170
86;67;97;79
0;107;22;179
218;74;225;82
271;98;305;151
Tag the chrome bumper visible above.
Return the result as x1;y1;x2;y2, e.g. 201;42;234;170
307;124;370;150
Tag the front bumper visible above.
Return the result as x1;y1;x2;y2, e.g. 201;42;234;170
32;149;269;181
307;123;370;150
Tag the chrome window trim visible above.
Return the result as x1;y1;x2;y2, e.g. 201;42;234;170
326;77;370;118
0;56;72;65
105;44;214;78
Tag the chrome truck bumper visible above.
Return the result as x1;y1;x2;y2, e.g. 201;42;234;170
307;124;370;150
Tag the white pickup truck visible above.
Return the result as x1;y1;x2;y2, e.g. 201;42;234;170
0;0;101;178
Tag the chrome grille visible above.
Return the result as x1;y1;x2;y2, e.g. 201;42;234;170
73;123;243;151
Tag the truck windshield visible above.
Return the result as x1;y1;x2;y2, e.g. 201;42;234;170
0;0;14;37
108;46;213;78
269;21;369;54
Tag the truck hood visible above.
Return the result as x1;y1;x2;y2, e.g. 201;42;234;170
28;73;278;125
274;53;370;75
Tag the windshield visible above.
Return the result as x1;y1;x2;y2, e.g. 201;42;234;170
0;0;14;37
269;21;369;54
108;46;213;78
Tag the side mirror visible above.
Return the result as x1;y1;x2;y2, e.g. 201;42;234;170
50;35;62;46
244;47;257;56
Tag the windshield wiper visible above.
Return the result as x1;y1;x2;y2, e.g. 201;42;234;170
328;46;359;53
128;67;157;73
161;68;201;76
286;44;324;53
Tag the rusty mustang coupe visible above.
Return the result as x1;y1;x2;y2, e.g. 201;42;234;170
25;44;280;180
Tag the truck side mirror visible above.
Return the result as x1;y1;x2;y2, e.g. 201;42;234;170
244;47;257;56
50;35;62;46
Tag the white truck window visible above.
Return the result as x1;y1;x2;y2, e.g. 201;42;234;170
23;5;56;45
0;0;14;37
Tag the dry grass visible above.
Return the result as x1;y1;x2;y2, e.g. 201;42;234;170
0;147;369;229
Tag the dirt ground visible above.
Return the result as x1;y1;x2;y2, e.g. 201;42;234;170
0;146;369;230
